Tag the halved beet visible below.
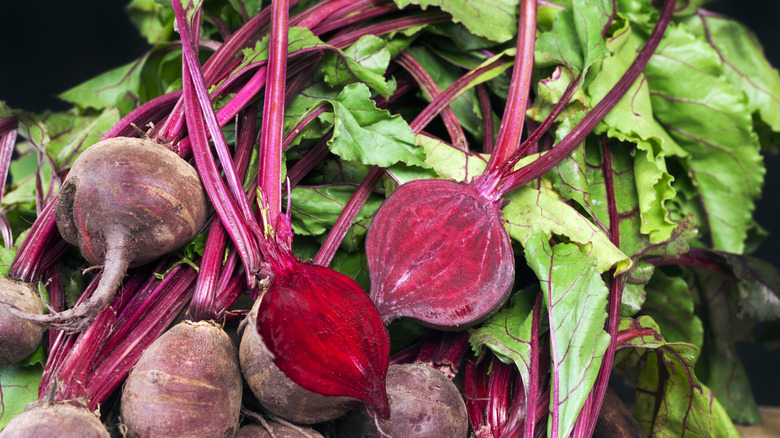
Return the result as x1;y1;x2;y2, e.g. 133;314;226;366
256;261;390;418
366;178;514;330
240;298;357;424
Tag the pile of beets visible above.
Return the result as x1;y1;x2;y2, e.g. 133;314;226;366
0;0;729;436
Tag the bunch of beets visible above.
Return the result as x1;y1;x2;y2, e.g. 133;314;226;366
0;0;776;436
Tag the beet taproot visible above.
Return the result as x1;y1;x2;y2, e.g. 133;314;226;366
9;137;207;332
240;298;357;424
366;177;514;330
337;363;469;438
0;401;109;438
235;422;324;438
120;320;242;438
0;277;44;366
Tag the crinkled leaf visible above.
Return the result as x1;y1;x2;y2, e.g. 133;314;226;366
0;363;43;430
505;184;631;274
535;0;612;77
393;0;519;43
328;83;424;168
526;66;588;124
288;184;382;236
645;23;764;254
685;13;780;134
468;289;538;395
125;0;174;44
322;35;394;98
693;266;761;424
59;57;148;114
524;234;611;438
587;16;683;243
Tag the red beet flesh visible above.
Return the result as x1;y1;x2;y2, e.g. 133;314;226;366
15;137;207;332
366;178;514;330
256;261;391;418
240;298;357;424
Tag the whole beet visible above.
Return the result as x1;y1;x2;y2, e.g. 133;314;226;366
0;278;44;365
120;320;242;438
235;422;324;438
13;137;207;332
337;363;469;438
240;298;357;424
0;401;109;438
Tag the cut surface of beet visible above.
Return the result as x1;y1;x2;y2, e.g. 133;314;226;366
366;178;514;330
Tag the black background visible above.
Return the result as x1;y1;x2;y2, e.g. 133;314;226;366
0;0;778;406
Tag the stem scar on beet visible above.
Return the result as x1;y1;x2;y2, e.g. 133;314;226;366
4;137;208;333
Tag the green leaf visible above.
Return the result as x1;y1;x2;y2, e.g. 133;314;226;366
635;345;740;437
469;289;538;393
643;270;704;354
693;266;761;424
535;0;613;77
328;83;424;169
393;0;520;43
322;35;395;98
645;23;764;254
404;46;483;142
685;14;780;134
0;363;43;430
125;0;174;44
45;109;121;168
504;184;631;275
59;57;149;114
418;134;488;183
288;184;383;237
586;16;684;244
524;234;611;438
721;253;780;321
240;26;330;70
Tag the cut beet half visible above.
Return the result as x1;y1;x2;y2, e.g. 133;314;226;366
366;178;514;330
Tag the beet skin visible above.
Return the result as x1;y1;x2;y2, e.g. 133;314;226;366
120;320;242;438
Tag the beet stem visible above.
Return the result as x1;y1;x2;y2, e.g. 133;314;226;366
484;0;537;172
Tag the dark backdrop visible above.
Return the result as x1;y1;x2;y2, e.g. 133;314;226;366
0;0;778;406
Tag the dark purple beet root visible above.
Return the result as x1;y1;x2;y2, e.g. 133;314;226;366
366;178;514;330
235;422;324;438
18;137;207;332
120;320;242;438
337;363;469;438
0;401;109;438
0;278;44;365
240;299;357;424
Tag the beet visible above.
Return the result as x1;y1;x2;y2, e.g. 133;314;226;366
337;363;469;438
366;177;514;330
240;298;357;424
13;137;207;332
235;422;324;438
0;401;109;438
0;278;44;365
255;261;391;418
120;320;242;438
